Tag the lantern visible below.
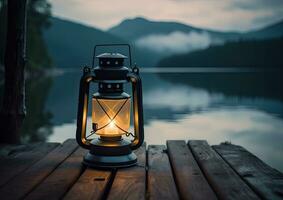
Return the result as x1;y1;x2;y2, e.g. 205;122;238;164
76;44;144;168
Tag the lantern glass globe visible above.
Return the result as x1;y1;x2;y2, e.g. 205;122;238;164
92;97;131;137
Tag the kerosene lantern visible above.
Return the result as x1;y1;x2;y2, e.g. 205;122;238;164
76;44;144;168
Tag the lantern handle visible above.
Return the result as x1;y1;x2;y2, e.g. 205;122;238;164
76;66;94;150
127;72;144;150
92;44;132;68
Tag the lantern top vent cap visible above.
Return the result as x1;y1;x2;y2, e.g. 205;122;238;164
96;53;128;59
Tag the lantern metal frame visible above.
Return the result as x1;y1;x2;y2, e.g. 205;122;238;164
76;44;144;169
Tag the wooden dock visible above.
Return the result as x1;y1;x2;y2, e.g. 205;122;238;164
0;139;283;200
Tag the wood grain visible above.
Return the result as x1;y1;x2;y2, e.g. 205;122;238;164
25;147;87;200
0;142;59;187
63;168;113;200
0;139;78;200
148;145;179;200
213;143;283;200
107;143;146;200
167;140;217;200
189;140;259;200
1;139;281;200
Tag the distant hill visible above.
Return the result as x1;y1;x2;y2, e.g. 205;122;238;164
43;17;125;68
108;17;241;42
108;17;283;67
158;38;283;68
43;17;283;68
109;17;283;42
108;17;245;67
43;17;159;68
244;20;283;39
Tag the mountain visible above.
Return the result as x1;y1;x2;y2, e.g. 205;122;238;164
108;17;283;67
244;20;283;39
43;17;125;68
109;17;283;42
43;17;283;68
108;17;241;42
108;17;240;67
44;17;167;68
158;37;283;68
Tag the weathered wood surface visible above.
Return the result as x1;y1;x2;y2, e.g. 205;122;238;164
147;145;179;200
0;139;282;200
25;147;87;200
0;142;59;187
213;143;283;200
107;144;146;200
0;139;78;200
189;140;260;200
167;140;217;200
64;168;113;200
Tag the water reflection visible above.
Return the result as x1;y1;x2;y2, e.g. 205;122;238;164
144;85;224;111
159;72;283;100
48;107;283;171
21;77;53;142
7;68;283;172
145;108;283;171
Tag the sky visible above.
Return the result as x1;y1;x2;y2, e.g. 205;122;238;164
49;0;283;32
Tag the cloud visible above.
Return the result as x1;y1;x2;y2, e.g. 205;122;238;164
50;0;283;32
135;31;217;54
231;0;283;10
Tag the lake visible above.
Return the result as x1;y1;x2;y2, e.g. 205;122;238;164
20;68;283;172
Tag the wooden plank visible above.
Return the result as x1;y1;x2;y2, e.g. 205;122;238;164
167;140;217;200
188;140;259;200
107;143;146;200
0;142;59;187
0;139;78;200
213;143;283;200
63;168;113;200
25;147;87;200
147;145;179;200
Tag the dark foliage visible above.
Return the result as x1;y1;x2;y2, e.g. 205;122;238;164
0;0;52;71
158;38;283;68
21;77;53;142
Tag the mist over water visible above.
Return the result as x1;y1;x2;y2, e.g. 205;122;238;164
135;31;219;54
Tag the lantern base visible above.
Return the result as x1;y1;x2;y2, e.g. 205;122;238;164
83;138;137;169
83;152;137;169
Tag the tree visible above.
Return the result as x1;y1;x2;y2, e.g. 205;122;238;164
0;0;27;143
0;0;53;143
26;0;52;69
0;0;52;70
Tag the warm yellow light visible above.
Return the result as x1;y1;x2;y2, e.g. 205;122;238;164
92;97;130;137
109;120;115;128
105;120;119;135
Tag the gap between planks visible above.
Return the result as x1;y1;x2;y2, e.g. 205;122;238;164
64;144;146;200
167;140;217;200
2;139;281;200
188;140;260;200
0;142;59;187
213;143;283;200
24;147;88;200
0;139;78;200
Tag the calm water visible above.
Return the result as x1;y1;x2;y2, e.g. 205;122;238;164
19;68;283;172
